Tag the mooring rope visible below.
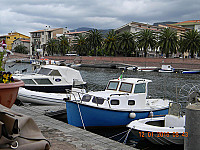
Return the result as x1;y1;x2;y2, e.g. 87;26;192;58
123;128;132;144
76;101;86;130
108;130;129;139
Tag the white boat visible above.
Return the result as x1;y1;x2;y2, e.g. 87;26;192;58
13;65;86;105
127;102;185;145
65;76;171;128
159;65;174;73
127;66;137;71
18;87;85;105
137;66;158;72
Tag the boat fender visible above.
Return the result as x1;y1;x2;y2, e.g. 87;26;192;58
129;112;136;119
148;111;153;118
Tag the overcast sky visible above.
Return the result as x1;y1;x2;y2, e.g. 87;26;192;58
0;0;199;36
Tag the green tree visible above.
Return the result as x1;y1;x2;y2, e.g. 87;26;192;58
117;31;135;57
86;29;103;56
46;38;59;56
14;45;28;54
180;29;200;58
158;28;178;58
104;30;117;56
58;36;69;56
136;29;157;57
74;34;88;56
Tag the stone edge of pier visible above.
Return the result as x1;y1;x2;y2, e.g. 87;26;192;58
11;105;137;150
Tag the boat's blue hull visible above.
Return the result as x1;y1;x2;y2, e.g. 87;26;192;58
182;71;200;74
66;101;169;128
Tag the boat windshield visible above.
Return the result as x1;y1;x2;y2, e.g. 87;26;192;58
107;81;119;90
119;82;133;93
38;68;52;75
134;83;146;93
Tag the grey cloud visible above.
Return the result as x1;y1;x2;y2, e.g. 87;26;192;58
0;0;200;36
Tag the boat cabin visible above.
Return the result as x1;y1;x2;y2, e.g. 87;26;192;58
161;65;173;71
78;78;152;110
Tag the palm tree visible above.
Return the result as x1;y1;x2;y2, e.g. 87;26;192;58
58;35;69;56
74;34;88;56
104;30;117;56
86;29;103;56
46;38;59;56
180;29;200;58
136;29;157;57
117;31;135;57
157;28;178;58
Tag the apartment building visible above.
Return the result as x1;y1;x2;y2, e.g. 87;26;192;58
115;22;163;34
12;38;30;53
0;32;30;50
29;27;68;55
63;31;89;46
172;20;200;31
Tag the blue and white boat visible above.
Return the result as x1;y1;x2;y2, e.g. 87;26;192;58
182;70;200;74
65;77;171;128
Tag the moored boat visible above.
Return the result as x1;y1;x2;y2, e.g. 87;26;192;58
159;65;174;73
137;66;158;72
13;65;86;105
65;76;171;128
127;102;185;145
182;70;200;74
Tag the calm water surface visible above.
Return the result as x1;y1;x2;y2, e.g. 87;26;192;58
6;62;199;149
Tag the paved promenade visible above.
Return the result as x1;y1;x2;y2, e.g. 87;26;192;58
11;105;136;150
9;53;200;69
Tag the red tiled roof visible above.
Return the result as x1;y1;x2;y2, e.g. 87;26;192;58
66;31;88;35
30;28;63;33
175;20;200;24
20;39;30;42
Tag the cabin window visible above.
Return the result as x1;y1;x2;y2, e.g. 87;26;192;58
134;83;146;93
128;100;135;105
38;68;52;75
92;96;105;105
49;70;61;76
34;78;52;85
22;79;36;85
81;94;91;102
107;81;119;90
111;99;120;105
119;83;133;93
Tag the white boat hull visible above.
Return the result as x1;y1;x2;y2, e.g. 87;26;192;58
127;116;185;145
17;87;67;105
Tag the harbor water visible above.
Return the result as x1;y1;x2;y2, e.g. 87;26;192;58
6;62;199;149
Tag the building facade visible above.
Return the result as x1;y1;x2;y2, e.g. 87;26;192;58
172;20;200;31
12;38;30;53
29;27;68;55
115;22;163;34
0;32;30;50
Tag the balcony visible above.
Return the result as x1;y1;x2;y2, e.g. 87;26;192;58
32;35;41;38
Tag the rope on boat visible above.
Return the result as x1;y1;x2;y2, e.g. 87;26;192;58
123;128;132;144
108;129;132;144
108;130;129;139
76;101;86;130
